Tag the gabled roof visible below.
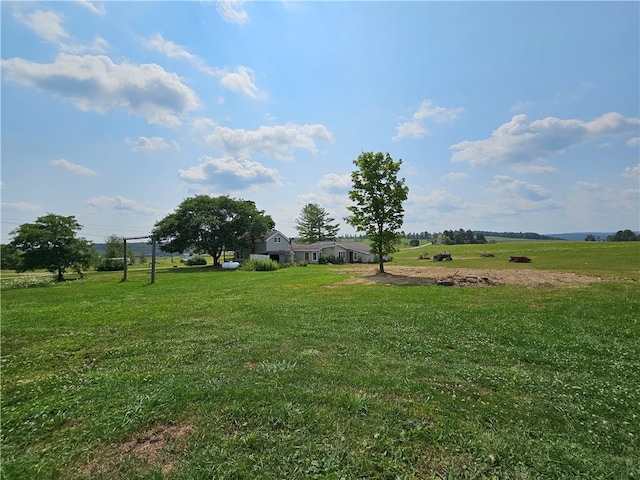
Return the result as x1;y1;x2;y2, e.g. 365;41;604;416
263;229;289;241
291;241;372;254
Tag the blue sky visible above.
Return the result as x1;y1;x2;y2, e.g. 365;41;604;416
2;1;639;244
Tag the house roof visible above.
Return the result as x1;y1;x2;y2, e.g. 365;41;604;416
263;230;290;241
291;241;372;254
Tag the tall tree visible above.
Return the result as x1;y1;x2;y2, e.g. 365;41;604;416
9;213;96;280
345;151;409;273
295;203;340;243
152;195;274;265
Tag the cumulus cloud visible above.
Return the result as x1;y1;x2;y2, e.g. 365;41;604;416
450;112;640;168
493;175;552;202
216;0;249;25
144;34;263;99
76;1;106;15
393;99;464;141
13;7;107;53
192;117;218;131
317;173;351;193
217;66;262;99
621;164;640;179
178;156;281;190
50;159;97;176
1;54;200;127
13;9;68;43
204;123;333;160
130;136;170;152
86;195;157;215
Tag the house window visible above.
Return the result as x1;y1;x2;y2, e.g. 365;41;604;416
312;252;317;261
353;252;359;261
274;237;281;243
338;250;346;259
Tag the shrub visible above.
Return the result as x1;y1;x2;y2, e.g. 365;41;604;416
96;258;125;271
240;259;279;271
409;239;420;247
185;256;207;266
319;255;344;265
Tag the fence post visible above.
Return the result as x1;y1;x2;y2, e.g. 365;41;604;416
123;238;128;281
151;238;157;284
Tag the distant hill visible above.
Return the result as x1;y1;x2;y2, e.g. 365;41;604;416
474;231;563;241
548;232;615;241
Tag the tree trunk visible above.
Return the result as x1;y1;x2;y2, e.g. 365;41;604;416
57;268;64;282
379;259;385;274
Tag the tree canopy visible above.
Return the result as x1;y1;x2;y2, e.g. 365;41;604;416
9;213;95;280
606;229;639;242
152;195;274;265
295;203;340;243
345;151;408;273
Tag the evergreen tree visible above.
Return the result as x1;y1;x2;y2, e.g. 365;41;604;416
295;203;340;243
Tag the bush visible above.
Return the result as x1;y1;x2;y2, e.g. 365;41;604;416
409;239;420;247
96;258;125;271
319;255;344;265
185;256;207;266
240;259;279;271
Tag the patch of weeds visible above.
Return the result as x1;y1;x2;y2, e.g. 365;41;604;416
257;360;297;374
1;275;56;290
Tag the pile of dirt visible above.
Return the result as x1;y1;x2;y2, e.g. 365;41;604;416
77;423;194;477
333;264;619;288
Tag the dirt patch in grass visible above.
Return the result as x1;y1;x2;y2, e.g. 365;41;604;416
78;423;193;477
333;265;622;288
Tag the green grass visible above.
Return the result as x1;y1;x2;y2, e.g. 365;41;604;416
1;242;639;479
394;240;640;280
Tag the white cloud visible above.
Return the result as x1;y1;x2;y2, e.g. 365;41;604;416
87;196;157;215
75;1;106;16
627;137;640;147
50;159;97;176
178;156;281;190
451;112;640;168
59;36;109;55
204;123;333;160
317;173;351;193
1;54;200;127
393;100;464;141
440;172;469;181
13;8;106;53
144;34;263;99
216;0;249;25
1;202;42;212
621;164;640;179
192;117;218;131
217;66;262;99
493;175;552;201
131;136;170;152
14;9;68;43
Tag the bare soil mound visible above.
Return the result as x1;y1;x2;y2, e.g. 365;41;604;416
333;264;620;288
78;423;193;477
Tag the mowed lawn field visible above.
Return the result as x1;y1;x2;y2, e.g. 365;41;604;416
1;241;639;479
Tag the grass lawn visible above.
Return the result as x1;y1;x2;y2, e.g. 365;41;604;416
1;241;639;479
